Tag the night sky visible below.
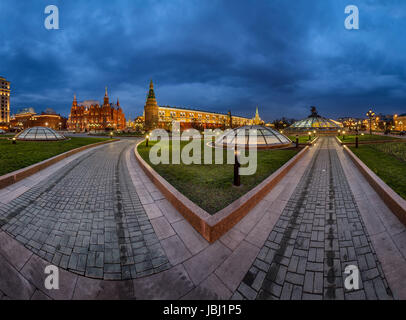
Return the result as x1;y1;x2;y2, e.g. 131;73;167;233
1;0;405;121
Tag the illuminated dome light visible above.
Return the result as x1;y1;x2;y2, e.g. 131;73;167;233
16;127;67;141
214;125;292;150
288;106;343;132
0;129;5;134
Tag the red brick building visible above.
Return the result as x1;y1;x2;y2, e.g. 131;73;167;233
10;108;67;131
67;88;126;132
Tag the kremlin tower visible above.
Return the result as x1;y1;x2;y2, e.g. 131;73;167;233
144;80;159;131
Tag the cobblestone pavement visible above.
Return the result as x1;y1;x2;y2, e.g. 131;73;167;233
0;140;170;280
234;137;394;300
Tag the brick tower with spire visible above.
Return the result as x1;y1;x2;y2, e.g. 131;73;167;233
103;86;109;105
144;80;159;131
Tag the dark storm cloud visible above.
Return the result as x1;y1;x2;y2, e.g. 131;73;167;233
0;0;405;121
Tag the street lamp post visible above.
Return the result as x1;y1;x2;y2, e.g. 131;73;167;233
233;146;240;187
366;109;375;136
146;134;149;147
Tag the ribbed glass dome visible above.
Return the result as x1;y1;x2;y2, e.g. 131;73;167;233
289;107;342;131
215;125;292;149
290;117;342;129
16;127;66;141
0;129;5;134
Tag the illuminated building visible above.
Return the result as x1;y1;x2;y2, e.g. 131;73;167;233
10;108;67;130
0;76;10;130
67;88;126;132
143;80;258;131
394;114;406;131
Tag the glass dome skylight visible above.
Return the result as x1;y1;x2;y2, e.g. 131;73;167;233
214;125;292;149
289;107;342;131
16;127;66;141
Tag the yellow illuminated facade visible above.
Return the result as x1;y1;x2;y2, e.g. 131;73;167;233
144;80;260;131
394;114;406;131
0;76;10;130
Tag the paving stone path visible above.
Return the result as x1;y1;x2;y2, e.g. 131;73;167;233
1;136;404;300
235;137;394;300
0;140;170;280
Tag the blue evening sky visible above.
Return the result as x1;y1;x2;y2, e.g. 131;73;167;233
0;0;405;121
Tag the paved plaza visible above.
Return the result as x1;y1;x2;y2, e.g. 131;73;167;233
0;137;405;299
0;140;170;280
235;138;392;300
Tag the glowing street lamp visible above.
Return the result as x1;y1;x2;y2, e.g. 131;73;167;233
366;109;375;135
110;131;113;139
146;134;150;147
308;131;312;141
12;137;16;144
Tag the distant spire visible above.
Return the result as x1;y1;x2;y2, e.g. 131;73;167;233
73;93;77;101
117;98;120;106
147;80;156;100
253;106;261;125
103;87;109;105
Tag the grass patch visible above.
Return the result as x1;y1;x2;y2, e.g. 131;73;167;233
137;140;300;214
0;137;109;176
349;143;406;200
89;132;144;137
287;135;315;144
0;133;17;138
339;134;400;143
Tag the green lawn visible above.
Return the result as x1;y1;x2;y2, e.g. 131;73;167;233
0;133;17;138
0;137;109;176
138;140;300;214
89;132;144;137
339;134;400;143
350;143;406;200
287;135;316;144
